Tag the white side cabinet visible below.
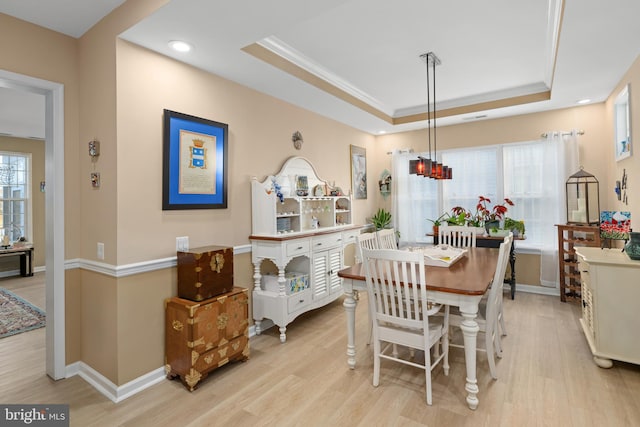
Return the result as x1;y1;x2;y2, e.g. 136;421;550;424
575;247;640;368
250;156;361;342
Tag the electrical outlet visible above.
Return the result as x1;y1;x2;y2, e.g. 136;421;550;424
176;236;189;252
97;242;104;260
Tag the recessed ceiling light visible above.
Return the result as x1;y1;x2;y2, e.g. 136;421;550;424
577;98;591;104
378;130;386;134
169;40;192;52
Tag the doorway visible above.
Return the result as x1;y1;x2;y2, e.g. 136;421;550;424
0;69;65;380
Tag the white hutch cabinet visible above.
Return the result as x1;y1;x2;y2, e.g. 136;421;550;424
575;247;640;368
250;156;360;342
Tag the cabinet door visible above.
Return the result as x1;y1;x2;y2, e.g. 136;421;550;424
313;248;343;299
327;248;343;294
581;277;594;339
312;250;330;299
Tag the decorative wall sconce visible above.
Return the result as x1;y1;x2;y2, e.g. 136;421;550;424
89;139;100;188
615;169;627;204
622;168;628;205
88;139;100;158
292;131;303;150
379;169;391;199
91;172;101;188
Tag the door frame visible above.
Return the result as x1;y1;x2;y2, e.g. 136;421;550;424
0;69;66;380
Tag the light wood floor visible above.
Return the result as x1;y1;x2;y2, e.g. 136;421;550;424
1;273;640;426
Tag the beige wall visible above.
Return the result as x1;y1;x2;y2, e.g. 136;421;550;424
64;269;81;364
605;55;640;222
78;0;169;265
114;40;376;264
0;136;45;268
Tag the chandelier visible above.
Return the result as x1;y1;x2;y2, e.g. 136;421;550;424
409;52;452;180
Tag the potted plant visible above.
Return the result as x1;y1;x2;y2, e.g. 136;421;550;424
451;196;514;232
504;217;525;237
445;212;467;226
371;208;392;231
427;212;449;235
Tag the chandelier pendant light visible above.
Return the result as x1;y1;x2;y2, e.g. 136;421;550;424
409;52;452;180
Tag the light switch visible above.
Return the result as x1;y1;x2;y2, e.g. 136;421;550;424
176;236;189;251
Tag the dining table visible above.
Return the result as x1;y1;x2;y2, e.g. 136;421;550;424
337;246;499;410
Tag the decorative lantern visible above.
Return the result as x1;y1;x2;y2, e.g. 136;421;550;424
566;167;600;225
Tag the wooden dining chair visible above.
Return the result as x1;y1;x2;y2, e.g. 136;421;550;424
361;248;450;405
447;234;512;379
439;225;478;248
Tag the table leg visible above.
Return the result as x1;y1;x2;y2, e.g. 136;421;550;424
343;285;358;369
459;306;480;410
19;253;27;276
509;244;516;299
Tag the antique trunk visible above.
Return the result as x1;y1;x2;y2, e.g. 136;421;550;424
165;287;249;391
177;245;233;301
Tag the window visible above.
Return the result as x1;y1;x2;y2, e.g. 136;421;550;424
0;152;30;242
441;147;498;215
395;138;572;251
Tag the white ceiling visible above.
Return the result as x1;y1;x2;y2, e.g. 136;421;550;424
1;0;639;138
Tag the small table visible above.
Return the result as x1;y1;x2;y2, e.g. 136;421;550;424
0;245;34;277
430;233;523;299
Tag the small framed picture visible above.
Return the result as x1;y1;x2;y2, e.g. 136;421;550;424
350;145;367;199
296;175;308;196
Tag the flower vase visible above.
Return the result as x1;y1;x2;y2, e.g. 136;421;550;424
484;220;500;234
624;232;640;260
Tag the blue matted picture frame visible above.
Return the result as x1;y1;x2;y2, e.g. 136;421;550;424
162;109;228;210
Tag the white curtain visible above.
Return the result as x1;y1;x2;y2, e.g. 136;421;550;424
391;151;438;247
538;131;579;288
391;151;411;245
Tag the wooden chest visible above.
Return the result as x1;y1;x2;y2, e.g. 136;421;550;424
177;245;233;301
165;287;249;391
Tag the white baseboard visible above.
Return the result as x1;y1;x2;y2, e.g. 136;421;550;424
0;269;21;278
66;362;165;403
514;283;560;297
66;321;265;403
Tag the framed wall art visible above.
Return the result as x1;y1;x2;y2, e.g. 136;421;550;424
350;144;367;199
614;84;632;161
600;210;631;241
163;109;228;210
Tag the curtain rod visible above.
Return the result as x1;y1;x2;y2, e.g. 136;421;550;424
386;148;414;155
541;130;585;138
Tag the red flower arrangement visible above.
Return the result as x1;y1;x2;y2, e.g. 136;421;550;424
452;196;514;226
